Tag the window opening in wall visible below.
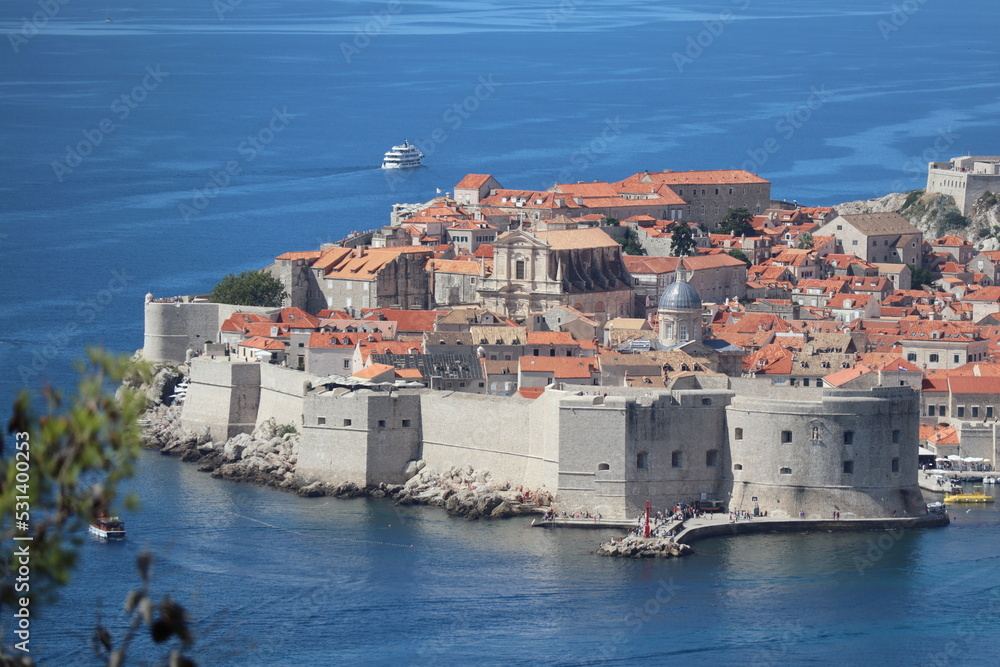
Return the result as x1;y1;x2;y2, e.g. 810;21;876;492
891;429;900;443
598;463;610;471
891;458;900;473
780;467;792;475
735;428;743;440
402;419;411;427
843;430;854;445
343;419;352;427
636;452;649;470
671;450;683;468
706;450;719;467
317;417;326;425
733;464;743;471
781;430;792;443
377;419;386;428
843;460;854;474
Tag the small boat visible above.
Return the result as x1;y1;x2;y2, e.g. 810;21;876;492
943;486;994;504
381;140;424;169
926;501;947;515
984;476;996;485
89;515;126;539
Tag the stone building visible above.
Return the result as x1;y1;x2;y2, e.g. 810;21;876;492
270;246;434;316
926;156;1000;215
657;276;704;348
477;227;634;321
814;213;922;267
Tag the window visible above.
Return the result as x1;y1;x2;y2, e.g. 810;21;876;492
891;458;900;473
940;405;947;416
317;417;326;425
706;450;719;467
989;407;994;419
844;430;854;445
377;419;386;428
780;467;792;475
929;354;940;363
515;261;525;280
733;464;743;471
907;353;917;362
402;419;411;428
972;407;980;418
891;429;900;443
735;428;744;440
928;406;936;417
702;398;712;406
843;460;854;474
671;451;683;468
598;463;610;471
803;378;810;387
781;430;792;443
852;240;858;246
954;354;960;364
343;418;352;427
478;382;485;388
637;452;649;470
958;406;965;418
343;359;350;369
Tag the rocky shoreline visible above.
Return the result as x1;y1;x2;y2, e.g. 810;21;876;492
597;535;693;559
135;366;551;521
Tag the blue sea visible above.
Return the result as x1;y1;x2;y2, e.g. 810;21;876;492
2;0;1000;663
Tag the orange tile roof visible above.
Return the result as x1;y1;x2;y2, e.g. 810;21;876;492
239;336;285;351
428;259;482;275
532;228;619;250
221;312;273;332
276;307;320;328
517;387;546;399
616;169;769;186
823;364;874;387
394;368;424;379
360;308;446;333
454;174;495;190
308;332;383;348
947;376;1000;394
275;250;322;261
518;356;598;379
353;363;395;380
526;331;577;345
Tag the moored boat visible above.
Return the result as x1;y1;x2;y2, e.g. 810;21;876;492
89;515;126;539
943;486;994;504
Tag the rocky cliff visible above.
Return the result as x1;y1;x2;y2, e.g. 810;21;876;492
834;190;1000;249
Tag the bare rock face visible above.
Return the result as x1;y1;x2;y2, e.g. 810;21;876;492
597;535;693;559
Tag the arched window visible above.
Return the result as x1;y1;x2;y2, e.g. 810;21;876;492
780;467;792;475
733;464;743;471
597;463;610;471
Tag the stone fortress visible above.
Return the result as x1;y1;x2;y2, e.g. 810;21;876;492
926;155;1000;215
148;277;927;521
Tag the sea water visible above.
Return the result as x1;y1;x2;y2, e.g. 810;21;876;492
2;0;1000;662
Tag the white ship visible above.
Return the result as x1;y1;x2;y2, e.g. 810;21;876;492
381;140;424;169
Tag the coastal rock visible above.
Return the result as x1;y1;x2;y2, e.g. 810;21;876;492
597;535;693;559
297;481;326;498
